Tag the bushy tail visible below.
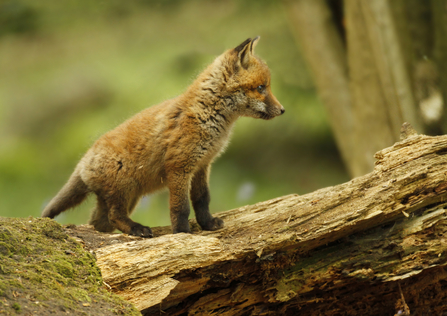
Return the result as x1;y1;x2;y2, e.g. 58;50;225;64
42;167;89;218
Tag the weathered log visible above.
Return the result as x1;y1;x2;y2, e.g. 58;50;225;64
67;125;447;315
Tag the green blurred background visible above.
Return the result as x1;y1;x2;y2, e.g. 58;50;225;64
0;0;349;227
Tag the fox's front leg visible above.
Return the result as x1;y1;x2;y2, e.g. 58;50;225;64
190;165;224;231
167;171;192;234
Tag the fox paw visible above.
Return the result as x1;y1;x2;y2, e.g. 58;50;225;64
172;224;192;234
129;224;153;238
201;217;224;231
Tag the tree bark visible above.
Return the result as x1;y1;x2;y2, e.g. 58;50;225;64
67;125;447;315
284;0;435;178
344;0;422;177
432;0;447;133
283;0;355;177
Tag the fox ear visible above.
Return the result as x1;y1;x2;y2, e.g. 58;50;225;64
234;38;252;54
234;37;260;69
250;36;260;54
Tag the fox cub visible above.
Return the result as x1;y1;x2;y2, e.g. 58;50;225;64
42;37;284;237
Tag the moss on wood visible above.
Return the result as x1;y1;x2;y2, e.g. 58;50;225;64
0;216;140;316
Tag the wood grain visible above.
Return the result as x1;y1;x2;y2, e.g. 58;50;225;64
69;128;447;315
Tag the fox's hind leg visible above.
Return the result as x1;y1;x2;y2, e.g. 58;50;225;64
106;194;153;237
89;195;115;233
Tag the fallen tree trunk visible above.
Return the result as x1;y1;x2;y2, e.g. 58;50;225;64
67;124;447;315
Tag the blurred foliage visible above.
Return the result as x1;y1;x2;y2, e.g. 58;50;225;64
0;0;38;36
0;0;349;228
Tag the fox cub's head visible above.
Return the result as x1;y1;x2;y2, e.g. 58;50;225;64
227;37;285;120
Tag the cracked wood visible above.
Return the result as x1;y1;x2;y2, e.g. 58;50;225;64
67;129;447;315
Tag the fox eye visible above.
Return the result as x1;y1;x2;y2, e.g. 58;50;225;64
256;85;265;93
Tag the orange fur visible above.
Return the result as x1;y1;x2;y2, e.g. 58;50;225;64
42;37;284;237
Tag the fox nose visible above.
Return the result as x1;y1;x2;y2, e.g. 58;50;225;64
280;108;285;115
